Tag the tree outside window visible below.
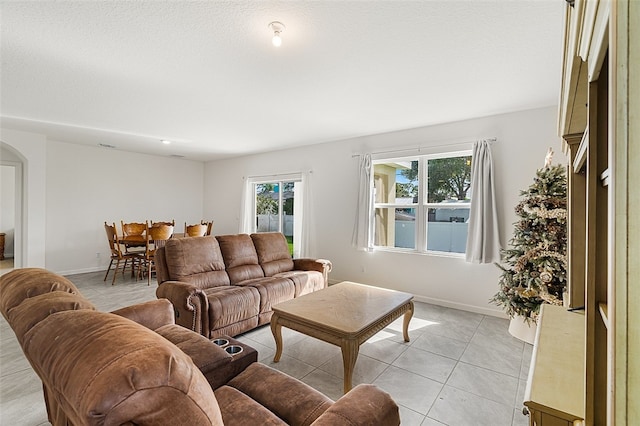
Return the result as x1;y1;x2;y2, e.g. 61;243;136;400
373;151;472;254
254;181;296;254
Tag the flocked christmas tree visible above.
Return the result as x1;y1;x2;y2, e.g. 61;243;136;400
491;148;568;323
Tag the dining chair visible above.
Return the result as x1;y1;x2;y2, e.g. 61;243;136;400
150;219;175;227
201;220;214;236
104;222;142;285
184;222;208;237
120;221;147;253
141;221;174;285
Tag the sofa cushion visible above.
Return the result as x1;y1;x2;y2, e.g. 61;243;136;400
0;268;80;317
164;236;231;288
214;386;287;425
8;292;95;344
236;277;295;317
274;270;325;297
227;363;333;426
251;232;294;276
217;234;264;284
203;286;260;332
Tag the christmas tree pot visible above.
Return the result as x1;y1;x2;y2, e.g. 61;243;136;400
508;315;537;345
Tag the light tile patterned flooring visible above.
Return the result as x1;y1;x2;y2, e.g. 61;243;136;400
0;270;533;425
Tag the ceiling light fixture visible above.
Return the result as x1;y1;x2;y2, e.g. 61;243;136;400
161;139;171;145
269;21;285;47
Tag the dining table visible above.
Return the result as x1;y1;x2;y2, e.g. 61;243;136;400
119;233;187;247
119;235;148;247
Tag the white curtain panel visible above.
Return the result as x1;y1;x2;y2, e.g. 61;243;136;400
465;140;501;263
293;172;310;258
239;177;254;234
352;154;374;251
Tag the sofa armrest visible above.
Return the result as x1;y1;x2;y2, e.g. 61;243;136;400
155;326;253;390
293;258;333;287
311;384;400;426
226;363;333;425
111;299;175;331
156;281;209;336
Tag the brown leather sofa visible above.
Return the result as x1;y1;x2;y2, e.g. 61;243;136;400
155;232;332;338
0;268;400;426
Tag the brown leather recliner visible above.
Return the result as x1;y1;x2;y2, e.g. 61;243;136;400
155;232;332;338
1;268;400;426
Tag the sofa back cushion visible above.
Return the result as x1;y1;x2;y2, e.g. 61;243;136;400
8;292;96;345
0;268;80;318
216;234;264;284
163;236;230;288
0;268;95;344
22;310;224;425
250;232;294;276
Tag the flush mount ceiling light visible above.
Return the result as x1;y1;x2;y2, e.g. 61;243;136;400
161;139;171;145
268;21;285;47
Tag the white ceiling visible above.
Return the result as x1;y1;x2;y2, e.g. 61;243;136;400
0;1;564;162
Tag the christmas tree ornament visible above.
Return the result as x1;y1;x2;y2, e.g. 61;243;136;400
540;271;553;283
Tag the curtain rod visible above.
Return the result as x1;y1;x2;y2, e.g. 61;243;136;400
351;137;497;158
243;170;312;180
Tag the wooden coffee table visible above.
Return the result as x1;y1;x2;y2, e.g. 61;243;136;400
270;281;414;393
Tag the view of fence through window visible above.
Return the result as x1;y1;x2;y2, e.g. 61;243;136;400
373;152;472;253
254;181;295;255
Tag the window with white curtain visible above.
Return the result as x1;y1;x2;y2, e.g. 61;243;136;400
372;150;472;255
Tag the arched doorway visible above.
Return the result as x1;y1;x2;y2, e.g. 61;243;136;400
1;144;24;270
1;131;47;269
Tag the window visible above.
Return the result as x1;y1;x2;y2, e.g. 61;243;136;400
372;150;472;255
247;175;303;256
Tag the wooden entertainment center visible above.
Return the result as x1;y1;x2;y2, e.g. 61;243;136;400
524;1;639;425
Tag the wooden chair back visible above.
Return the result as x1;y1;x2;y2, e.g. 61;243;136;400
146;222;174;253
151;219;175;227
184;223;208;237
143;222;173;285
121;221;146;237
201;220;214;236
104;222;123;258
104;221;141;284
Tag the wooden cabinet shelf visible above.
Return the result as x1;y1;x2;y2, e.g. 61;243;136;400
559;0;638;424
573;130;588;173
525;305;585;426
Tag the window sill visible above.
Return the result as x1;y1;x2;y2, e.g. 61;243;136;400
372;246;466;259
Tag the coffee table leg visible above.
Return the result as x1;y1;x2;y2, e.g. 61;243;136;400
271;314;283;362
403;301;414;342
341;338;359;394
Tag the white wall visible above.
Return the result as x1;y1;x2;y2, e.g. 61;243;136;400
45;141;205;274
204;106;566;316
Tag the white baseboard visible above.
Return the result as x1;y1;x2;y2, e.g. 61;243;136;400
56;266;106;276
412;294;508;319
328;278;507;319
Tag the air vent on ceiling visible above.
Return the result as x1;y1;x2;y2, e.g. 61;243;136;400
169;154;185;158
98;143;116;149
